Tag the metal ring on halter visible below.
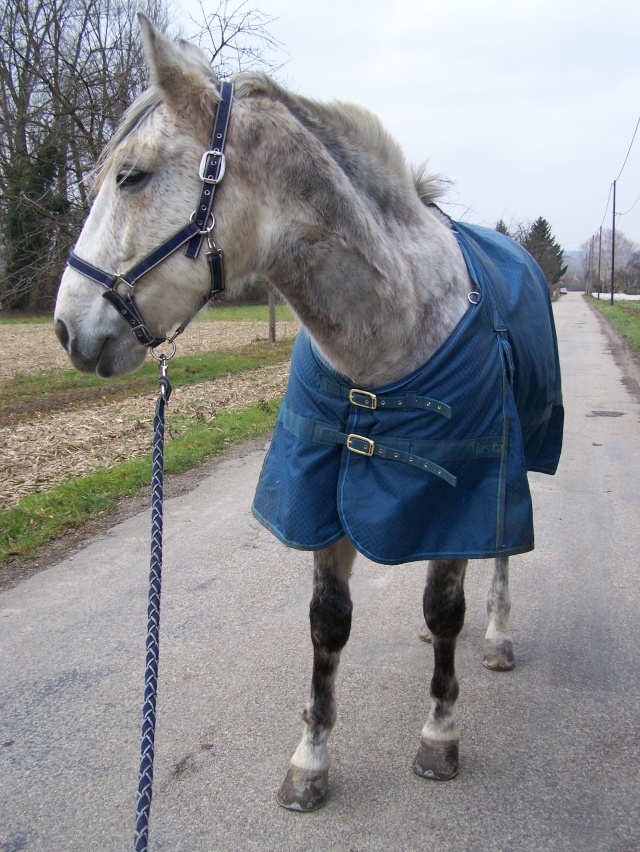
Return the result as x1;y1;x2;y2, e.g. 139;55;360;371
190;210;216;235
115;273;134;291
468;291;480;305
151;340;177;362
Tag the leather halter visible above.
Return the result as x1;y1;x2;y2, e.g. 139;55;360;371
67;81;234;348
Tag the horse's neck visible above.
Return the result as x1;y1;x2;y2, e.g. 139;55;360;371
265;205;472;387
226;95;472;386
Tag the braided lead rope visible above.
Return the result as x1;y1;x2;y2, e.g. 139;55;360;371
134;359;172;852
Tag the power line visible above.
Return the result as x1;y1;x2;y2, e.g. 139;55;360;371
615;114;640;182
595;114;640;234
599;182;613;230
617;190;640;217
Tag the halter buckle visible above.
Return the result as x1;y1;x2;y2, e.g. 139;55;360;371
199;149;226;184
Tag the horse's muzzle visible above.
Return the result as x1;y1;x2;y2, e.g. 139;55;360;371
54;318;70;354
54;317;102;373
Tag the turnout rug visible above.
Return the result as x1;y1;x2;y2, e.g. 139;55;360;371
252;220;564;564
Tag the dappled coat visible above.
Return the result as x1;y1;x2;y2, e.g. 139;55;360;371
252;221;564;564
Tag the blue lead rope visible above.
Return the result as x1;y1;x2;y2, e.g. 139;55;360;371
134;363;172;852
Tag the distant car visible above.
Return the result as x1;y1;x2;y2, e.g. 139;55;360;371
559;287;568;294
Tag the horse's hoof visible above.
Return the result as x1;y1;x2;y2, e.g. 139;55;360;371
482;639;515;671
412;738;459;780
276;764;329;812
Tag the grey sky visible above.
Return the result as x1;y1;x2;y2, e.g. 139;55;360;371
181;0;640;252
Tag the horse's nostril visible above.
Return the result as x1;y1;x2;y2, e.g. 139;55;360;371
55;318;70;352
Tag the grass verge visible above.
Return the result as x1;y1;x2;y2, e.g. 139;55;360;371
0;314;52;325
0;399;281;563
586;296;640;359
0;338;293;418
0;303;296;325
198;303;296;322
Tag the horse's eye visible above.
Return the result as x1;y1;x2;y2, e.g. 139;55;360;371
116;168;149;189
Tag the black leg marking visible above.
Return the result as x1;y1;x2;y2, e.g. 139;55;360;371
413;559;467;781
277;537;356;811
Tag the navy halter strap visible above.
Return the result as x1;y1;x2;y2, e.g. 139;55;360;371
67;80;234;348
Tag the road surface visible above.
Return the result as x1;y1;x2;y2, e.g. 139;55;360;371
1;293;639;851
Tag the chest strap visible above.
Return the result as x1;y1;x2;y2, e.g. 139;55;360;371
317;375;452;418
279;405;457;487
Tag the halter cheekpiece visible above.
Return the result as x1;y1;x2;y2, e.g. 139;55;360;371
67;81;234;349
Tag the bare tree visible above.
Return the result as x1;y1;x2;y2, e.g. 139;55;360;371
582;228;638;295
185;0;285;78
0;0;171;309
0;0;284;312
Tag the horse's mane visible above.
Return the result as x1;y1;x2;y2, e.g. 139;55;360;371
94;69;445;208
233;72;445;210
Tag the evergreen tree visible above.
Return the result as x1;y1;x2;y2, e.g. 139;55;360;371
495;219;510;236
3;138;69;309
520;217;567;287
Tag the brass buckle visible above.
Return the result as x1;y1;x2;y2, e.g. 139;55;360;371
349;388;377;409
346;434;375;456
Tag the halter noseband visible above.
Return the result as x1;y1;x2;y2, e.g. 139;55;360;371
67;81;234;348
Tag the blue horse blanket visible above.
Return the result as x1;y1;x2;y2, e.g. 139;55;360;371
252;220;564;564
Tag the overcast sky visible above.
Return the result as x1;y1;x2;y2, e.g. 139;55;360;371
181;0;640;253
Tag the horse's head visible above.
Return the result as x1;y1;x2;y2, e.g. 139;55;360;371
55;16;242;377
56;17;454;384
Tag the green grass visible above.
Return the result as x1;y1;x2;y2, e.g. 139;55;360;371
0;303;297;325
587;296;640;359
0;314;52;324
0;338;293;412
0;399;281;562
198;303;296;322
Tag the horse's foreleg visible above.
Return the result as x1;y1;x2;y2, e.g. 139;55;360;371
277;537;356;812
482;555;515;671
414;558;467;781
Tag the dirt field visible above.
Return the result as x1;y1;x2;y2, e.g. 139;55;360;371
1;320;298;510
0;320;299;379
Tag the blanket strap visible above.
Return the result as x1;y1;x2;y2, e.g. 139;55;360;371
317;375;452;417
280;406;457;487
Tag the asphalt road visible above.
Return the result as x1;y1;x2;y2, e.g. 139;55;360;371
1;293;639;851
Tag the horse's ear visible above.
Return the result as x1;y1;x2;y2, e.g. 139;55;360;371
138;13;219;127
176;38;218;80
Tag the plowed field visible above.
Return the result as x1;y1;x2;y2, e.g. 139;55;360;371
1;320;298;510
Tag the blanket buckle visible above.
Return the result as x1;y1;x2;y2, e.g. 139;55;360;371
349;389;377;409
346;434;375;456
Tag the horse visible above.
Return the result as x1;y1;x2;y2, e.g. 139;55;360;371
54;17;563;812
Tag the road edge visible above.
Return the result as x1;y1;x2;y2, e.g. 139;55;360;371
0;435;270;593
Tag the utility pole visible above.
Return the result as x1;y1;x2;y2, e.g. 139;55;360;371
597;226;602;299
268;285;276;343
610;180;616;306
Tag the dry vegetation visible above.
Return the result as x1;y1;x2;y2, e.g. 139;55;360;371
0;321;298;379
1;321;298;510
